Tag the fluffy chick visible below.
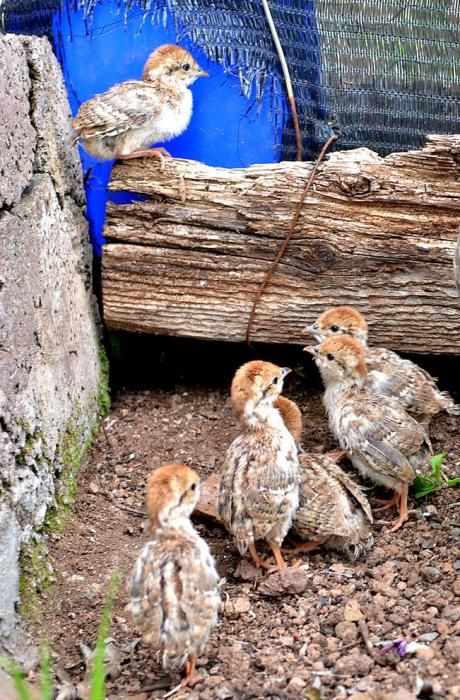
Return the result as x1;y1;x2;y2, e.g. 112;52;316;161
307;336;432;531
292;452;374;560
127;464;220;688
275;395;373;559
218;361;299;570
307;305;459;424
72;44;207;161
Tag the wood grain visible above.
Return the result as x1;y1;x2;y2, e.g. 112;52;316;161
103;134;460;354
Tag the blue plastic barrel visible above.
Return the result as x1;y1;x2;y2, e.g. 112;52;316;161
53;2;283;254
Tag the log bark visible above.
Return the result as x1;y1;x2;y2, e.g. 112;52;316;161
455;227;460;295
103;134;460;354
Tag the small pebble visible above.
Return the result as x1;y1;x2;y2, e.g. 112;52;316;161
420;566;443;583
335;621;358;641
416;646;435;660
419;632;439;642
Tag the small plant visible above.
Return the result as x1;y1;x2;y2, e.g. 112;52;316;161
89;571;121;700
0;572;120;700
413;452;460;498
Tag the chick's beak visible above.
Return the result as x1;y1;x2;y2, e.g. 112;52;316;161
281;367;291;377
196;68;209;77
303;322;319;335
303;345;318;356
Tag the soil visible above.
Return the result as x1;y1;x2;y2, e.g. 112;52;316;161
27;337;460;700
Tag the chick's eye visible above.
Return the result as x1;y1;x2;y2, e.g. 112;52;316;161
182;63;190;71
190;482;196;491
272;376;279;385
326;353;334;361
330;325;340;332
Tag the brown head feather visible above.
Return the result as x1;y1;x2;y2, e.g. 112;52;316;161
146;464;199;527
142;44;206;82
230;360;289;416
274;396;302;445
317;336;368;378
315;306;368;343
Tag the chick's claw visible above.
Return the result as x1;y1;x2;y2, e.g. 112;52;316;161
120;147;171;171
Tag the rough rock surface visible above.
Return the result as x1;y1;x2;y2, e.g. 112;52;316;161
0;34;101;662
0;35;36;208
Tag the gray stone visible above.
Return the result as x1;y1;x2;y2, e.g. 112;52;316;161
0;34;101;661
420;566;443;583
0;36;37;208
21;36;85;205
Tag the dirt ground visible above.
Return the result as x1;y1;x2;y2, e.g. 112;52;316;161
29;337;460;700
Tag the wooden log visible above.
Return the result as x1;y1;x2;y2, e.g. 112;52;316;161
103;134;460;354
455;227;460;295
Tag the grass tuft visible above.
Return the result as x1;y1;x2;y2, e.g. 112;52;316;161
90;571;121;700
1;571;121;700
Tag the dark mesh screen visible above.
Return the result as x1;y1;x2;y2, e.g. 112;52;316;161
2;0;459;160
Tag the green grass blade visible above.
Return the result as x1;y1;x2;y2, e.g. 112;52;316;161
89;571;121;700
39;640;53;700
0;657;33;700
431;452;446;481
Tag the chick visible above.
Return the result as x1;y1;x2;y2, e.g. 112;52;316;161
273;395;303;448
307;336;432;531
72;44;207;161
275;395;373;559
291;452;374;559
306;305;459;424
127;464;220;688
218;361;299;570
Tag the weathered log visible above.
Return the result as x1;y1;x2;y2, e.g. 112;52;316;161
455;227;460;295
103;134;460;354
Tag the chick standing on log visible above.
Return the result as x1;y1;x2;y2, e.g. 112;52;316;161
71;44;208;161
307;306;459;424
218;361;299;570
127;464;220;688
307;336;432;531
276;394;373;559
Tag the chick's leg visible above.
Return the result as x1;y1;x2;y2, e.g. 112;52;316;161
248;542;270;570
282;539;324;554
371;490;400;511
268;541;287;570
183;655;198;687
388;484;411;532
328;449;348;464
377;484;416;532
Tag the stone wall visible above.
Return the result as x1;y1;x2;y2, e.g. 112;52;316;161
0;34;102;662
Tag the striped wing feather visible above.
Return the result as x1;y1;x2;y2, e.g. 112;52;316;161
72;81;161;140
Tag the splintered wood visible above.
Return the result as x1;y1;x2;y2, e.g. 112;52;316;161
103;134;460;354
